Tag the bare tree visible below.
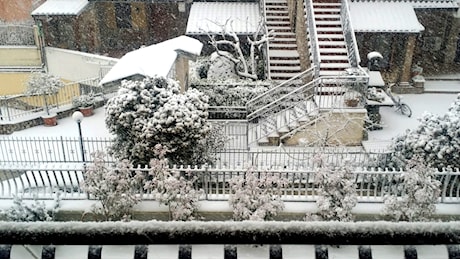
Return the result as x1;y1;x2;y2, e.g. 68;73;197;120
206;19;274;80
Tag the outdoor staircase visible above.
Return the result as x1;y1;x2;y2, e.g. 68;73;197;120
247;68;320;146
307;0;351;76
264;0;302;81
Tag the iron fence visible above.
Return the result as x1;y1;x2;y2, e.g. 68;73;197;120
0;77;102;122
0;25;36;46
0;165;458;203
0;136;113;163
0;135;390;168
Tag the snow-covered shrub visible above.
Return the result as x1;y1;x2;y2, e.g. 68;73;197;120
26;72;64;115
144;144;203;221
383;156;441;222
1;194;60;222
82;151;142;221
307;157;357;221
192;84;269;108
390;94;460;169
190;122;228;165
228;168;287;221
105;76;213;166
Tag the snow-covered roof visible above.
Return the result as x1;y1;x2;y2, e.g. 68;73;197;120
349;2;425;33
186;2;261;35
350;0;459;8
99;36;203;86
31;0;89;16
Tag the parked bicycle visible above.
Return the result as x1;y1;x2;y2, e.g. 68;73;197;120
385;84;412;117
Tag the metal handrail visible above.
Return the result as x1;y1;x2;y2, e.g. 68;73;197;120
305;0;321;78
341;0;361;67
247;67;315;121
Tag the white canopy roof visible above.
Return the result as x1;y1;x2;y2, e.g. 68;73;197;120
31;0;89;16
350;2;425;33
99;36;203;86
186;2;261;35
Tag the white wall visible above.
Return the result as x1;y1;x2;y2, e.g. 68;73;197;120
45;47;119;82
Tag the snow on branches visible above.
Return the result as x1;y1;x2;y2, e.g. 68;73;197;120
105;76;213;166
144;144;203;221
228;168;287;221
82;151;142;221
206;19;273;80
307;156;357;221
383;156;441;222
391;94;460;169
26;71;64;115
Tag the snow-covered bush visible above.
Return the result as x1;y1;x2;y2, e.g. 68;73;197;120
391;94;460;169
82;151;142;221
1;194;60;222
228;168;287;221
306;157;357;221
144;144;203;221
192;84;269;107
26;72;64;115
189;122;228;165
383;156;441;222
105;76;213;166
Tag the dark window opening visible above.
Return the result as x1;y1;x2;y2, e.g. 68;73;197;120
115;3;132;29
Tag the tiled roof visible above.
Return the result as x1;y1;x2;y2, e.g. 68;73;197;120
350;0;459;8
31;0;89;16
349;2;425;33
186;2;261;35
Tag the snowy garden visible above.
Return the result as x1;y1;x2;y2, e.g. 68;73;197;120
1;26;460;259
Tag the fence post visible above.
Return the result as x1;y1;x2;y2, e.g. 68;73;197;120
203;164;209;200
60;136;67;162
441;169;450;203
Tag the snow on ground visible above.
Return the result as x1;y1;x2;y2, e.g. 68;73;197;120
5;107;113;138
2;82;459;144
367;93;459;142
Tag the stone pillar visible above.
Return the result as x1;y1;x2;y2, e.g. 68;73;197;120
401;34;416;83
296;0;312;73
400;34;416;84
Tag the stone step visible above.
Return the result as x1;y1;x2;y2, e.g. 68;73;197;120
320;55;349;61
269;59;301;65
317;34;345;40
313;2;342;7
316;27;343;32
319;47;347;53
320;63;350;69
270;49;300;57
313;8;340;13
315;20;342;26
318;41;346;46
270;65;302;71
315;14;341;19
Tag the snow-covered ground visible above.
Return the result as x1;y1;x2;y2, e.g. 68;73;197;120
2;81;459;145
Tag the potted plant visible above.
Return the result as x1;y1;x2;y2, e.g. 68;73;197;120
343;90;361;107
26;72;64;126
72;94;95;116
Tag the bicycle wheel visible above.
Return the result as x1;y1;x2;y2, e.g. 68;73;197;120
400;103;412;117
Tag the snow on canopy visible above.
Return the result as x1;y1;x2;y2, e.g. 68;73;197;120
31;0;89;16
349;2;425;33
186;2;261;35
99;36;203;86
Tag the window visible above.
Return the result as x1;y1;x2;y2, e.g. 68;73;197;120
115;3;132;29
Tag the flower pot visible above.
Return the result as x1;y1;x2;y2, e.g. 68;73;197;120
42;114;57;126
345;99;359;107
79;106;94;117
